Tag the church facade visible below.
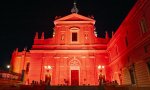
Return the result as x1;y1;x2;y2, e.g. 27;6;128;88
10;0;150;87
11;13;109;86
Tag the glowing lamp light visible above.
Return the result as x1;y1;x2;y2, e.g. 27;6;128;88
44;65;52;70
98;65;105;69
48;65;52;69
98;65;101;69
102;66;105;69
7;65;10;69
44;66;47;69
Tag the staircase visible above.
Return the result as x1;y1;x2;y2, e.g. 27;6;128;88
0;79;21;90
45;86;150;90
46;86;102;90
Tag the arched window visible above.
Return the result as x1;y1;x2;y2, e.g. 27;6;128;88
26;62;30;74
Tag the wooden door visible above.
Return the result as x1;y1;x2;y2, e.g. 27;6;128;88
71;70;79;86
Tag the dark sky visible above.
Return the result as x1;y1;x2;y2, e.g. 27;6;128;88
0;0;137;69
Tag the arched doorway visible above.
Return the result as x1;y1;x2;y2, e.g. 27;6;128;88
69;57;80;86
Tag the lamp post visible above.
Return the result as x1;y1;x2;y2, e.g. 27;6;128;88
44;65;52;86
6;65;11;80
98;65;105;86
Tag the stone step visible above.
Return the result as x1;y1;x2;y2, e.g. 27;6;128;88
46;86;101;90
19;85;101;90
1;85;150;90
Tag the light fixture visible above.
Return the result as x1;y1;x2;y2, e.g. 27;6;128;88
7;65;10;69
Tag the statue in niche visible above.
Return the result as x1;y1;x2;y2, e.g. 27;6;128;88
85;33;88;39
61;34;64;40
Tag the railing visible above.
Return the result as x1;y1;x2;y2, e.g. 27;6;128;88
0;71;21;81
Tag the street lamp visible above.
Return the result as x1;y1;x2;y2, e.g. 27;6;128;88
98;65;105;86
7;65;10;69
98;65;104;70
44;65;52;86
98;65;105;74
44;65;52;70
6;65;11;73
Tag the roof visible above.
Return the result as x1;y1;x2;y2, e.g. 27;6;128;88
54;13;95;25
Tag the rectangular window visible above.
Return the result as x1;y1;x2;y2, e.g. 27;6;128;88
144;45;148;53
125;36;128;47
129;64;136;84
140;18;148;34
72;32;77;42
115;45;118;55
147;61;150;74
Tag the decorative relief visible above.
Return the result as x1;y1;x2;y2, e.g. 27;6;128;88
69;57;80;66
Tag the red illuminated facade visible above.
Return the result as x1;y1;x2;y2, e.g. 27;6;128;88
11;13;109;86
10;0;150;87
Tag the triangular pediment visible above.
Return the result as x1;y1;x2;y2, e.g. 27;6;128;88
54;13;95;24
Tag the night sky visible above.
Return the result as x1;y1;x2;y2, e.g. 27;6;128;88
0;0;137;70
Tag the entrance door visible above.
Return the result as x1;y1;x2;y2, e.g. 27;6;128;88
129;69;136;84
71;70;79;86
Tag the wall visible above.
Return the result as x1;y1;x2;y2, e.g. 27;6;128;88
107;0;150;87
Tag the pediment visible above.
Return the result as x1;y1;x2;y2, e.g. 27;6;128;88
54;13;95;24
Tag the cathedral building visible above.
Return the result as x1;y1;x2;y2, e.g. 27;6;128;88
10;0;150;87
